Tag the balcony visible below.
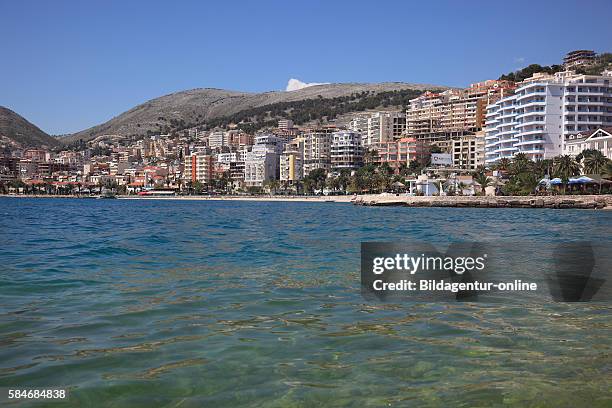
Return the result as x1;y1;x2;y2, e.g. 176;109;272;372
516;128;545;137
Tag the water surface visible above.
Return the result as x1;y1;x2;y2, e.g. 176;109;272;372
0;198;611;407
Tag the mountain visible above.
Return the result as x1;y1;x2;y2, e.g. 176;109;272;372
0;106;60;148
63;82;449;144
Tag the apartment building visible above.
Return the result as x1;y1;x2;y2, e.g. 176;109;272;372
406;80;515;144
485;70;612;164
452;133;485;170
208;131;229;149
244;146;279;187
227;131;254;149
279;138;304;183
331;130;363;170
375;137;430;171
484;94;519;164
563;50;596;69
243;135;285;187
277;119;294;130
184;152;214;184
348;111;406;147
302;128;336;176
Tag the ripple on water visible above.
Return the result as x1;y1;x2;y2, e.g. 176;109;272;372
0;198;611;407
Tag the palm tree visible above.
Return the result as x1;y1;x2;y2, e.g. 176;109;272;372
474;172;492;195
497;158;511;172
533;159;553;178
510;153;532;175
553;155;580;194
604;161;612;179
582;151;608;175
516;173;540;195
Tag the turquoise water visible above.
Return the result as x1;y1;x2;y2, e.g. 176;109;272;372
0;198;611;407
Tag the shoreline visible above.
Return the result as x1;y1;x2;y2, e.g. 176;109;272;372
0;194;355;203
2;193;612;209
353;194;612;210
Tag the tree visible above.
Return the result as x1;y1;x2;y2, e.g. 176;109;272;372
553;155;580;194
496;158;511;172
474;172;492;195
516;172;540;195
510;153;532;175
582;150;608;175
305;168;327;193
532;159;553;178
192;180;204;194
604;161;612;179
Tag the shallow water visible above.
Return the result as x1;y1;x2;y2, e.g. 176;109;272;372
0;198;611;407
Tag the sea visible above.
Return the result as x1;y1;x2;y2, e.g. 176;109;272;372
0;198;610;407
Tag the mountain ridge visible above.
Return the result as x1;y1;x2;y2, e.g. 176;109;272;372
63;82;450;144
0;106;60;148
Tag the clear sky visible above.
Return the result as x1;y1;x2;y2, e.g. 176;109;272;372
1;0;611;135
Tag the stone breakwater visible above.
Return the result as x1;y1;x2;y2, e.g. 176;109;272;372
352;195;612;209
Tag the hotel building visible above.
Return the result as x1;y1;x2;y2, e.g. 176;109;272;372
484;94;519;164
563;50;596;69
208;131;230;149
485;71;612;164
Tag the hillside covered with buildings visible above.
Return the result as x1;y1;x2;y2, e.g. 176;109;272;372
1;50;612;197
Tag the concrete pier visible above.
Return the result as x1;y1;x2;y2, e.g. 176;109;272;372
352;194;612;209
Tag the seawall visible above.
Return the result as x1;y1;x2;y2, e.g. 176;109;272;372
352;194;612;209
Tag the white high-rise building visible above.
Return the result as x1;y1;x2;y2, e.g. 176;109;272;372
243;134;284;187
485;71;612;164
485;95;519;164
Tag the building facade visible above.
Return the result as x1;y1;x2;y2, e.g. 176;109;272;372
406;80;516;145
279;138;304;183
184;152;214;184
375;137;430;171
302;128;335;176
349;111;406;148
485;71;612;164
452;133;485;170
330;130;363;170
564;127;612;159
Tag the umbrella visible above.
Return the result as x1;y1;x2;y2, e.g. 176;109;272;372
568;176;595;184
391;181;405;188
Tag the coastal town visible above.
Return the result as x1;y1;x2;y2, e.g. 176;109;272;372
1;50;611;199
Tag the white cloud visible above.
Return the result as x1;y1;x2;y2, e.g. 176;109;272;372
514;57;526;64
285;78;328;92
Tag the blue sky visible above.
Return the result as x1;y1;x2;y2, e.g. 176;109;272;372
1;0;611;134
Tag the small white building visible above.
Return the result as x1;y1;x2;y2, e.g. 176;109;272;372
564;127;612;159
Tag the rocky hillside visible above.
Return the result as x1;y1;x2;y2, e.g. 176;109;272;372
0;106;60;148
63;82;449;144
